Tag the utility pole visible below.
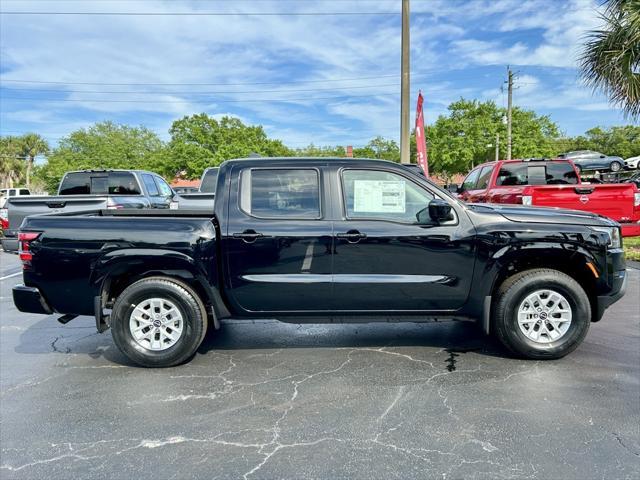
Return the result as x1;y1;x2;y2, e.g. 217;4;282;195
506;68;513;160
400;0;410;164
495;132;500;161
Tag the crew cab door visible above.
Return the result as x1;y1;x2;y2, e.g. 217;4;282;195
331;167;475;312
224;165;333;313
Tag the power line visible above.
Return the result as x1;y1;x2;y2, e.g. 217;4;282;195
0;92;399;104
0;83;400;95
0;11;399;16
0;73;425;86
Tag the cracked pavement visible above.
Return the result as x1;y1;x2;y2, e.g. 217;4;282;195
1;251;639;479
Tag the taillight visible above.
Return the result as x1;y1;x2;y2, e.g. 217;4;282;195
634;192;640;208
522;195;533;206
18;232;41;268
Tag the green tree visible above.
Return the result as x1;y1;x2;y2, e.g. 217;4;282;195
19;133;49;188
37;122;166;192
575;126;640;158
580;0;640;119
294;144;347;157
167;114;292;178
353;136;401;161
0;136;26;188
427;99;560;174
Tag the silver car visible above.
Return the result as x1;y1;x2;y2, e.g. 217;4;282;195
558;150;624;172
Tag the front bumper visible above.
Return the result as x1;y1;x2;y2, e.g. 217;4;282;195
12;285;53;314
595;270;627;321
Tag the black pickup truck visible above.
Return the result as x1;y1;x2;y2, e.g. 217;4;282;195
13;158;627;367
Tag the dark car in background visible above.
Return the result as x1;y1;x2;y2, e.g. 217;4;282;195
2;169;177;252
558;150;624;173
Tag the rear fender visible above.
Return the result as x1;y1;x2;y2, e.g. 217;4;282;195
90;248;227;328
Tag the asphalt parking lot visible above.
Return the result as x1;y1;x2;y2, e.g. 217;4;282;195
0;251;638;479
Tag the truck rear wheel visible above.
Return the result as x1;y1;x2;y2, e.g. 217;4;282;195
492;269;591;359
110;277;208;367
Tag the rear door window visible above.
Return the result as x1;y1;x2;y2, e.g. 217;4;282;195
108;172;141;195
142;174;159;196
239;168;320;218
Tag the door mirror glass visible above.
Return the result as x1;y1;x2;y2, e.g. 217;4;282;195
428;199;454;223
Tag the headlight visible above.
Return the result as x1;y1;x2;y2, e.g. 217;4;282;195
591;226;621;248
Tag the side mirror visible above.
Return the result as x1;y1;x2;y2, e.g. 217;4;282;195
428;199;454;223
445;184;460;194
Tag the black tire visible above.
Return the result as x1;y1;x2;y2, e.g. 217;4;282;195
610;161;622;172
111;277;208;367
492;269;591;359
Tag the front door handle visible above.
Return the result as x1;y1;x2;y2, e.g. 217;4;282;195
336;230;367;243
232;229;265;243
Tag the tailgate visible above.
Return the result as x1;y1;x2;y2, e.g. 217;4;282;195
526;184;637;221
6;196;109;234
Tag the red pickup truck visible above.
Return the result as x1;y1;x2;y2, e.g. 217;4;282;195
457;159;640;237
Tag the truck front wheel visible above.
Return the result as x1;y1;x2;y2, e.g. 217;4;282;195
110;277;208;367
492;269;591;359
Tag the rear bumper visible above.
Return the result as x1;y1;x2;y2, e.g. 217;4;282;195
12;284;53;315
595;270;627;321
621;223;640;237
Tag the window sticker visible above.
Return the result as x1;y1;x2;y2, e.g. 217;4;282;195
353;180;406;213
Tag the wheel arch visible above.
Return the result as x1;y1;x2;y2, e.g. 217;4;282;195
91;249;227;329
481;245;601;333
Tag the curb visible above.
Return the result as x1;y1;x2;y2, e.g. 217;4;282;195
627;260;640;270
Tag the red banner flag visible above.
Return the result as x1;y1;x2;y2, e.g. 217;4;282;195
415;91;429;177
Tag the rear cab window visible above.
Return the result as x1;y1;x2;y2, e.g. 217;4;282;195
496;162;578;186
59;172;142;195
239;168;321;219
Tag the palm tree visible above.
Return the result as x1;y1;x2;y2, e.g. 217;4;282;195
0;136;25;188
580;0;640;119
20;133;49;188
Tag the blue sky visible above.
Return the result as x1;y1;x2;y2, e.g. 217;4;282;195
0;0;633;151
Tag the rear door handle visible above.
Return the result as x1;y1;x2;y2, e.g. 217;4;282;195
232;229;265;243
336;230;367;243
